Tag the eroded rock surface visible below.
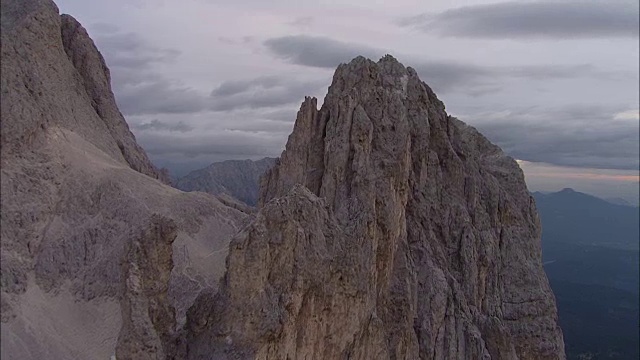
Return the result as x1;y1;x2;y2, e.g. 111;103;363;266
1;1;248;358
117;215;178;360
186;56;565;359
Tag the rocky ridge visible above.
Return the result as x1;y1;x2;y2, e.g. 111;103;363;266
1;1;248;359
184;56;565;359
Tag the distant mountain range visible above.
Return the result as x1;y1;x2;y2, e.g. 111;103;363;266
605;197;637;207
534;188;639;360
175;158;276;206
534;188;639;250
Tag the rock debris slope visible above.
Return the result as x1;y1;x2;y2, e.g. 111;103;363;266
185;56;565;359
1;1;247;359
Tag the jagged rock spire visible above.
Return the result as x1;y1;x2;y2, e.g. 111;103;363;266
186;56;565;359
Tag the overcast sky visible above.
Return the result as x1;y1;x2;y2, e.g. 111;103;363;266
56;0;639;203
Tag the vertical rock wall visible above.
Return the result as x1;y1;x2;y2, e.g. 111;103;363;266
186;56;565;360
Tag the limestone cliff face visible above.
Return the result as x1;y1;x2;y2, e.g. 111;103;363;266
186;56;565;359
0;1;247;359
117;215;178;360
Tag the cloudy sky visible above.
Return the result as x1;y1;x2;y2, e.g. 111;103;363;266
56;0;639;203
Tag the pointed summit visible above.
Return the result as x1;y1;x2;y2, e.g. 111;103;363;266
188;55;566;359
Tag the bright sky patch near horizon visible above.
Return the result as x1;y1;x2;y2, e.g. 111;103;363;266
56;0;639;203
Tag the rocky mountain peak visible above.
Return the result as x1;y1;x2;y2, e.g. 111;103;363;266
1;1;247;358
1;0;565;357
1;0;162;180
187;56;566;359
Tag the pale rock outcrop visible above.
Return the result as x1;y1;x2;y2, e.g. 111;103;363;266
185;56;565;359
0;1;248;359
117;215;178;360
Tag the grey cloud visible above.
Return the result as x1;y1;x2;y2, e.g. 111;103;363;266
264;35;382;68
261;107;299;122
210;75;327;111
221;119;294;133
211;76;282;97
264;35;615;95
400;1;639;39
90;28;207;116
287;16;314;29
105;53;175;69
94;32;180;69
137;130;285;158
505;64;607;79
90;22;119;34
415;63;618;94
218;36;255;45
112;73;207;115
459;105;639;170
124;71;319;171
128;105;304;175
133;119;193;132
108;67;160;87
410;61;493;93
